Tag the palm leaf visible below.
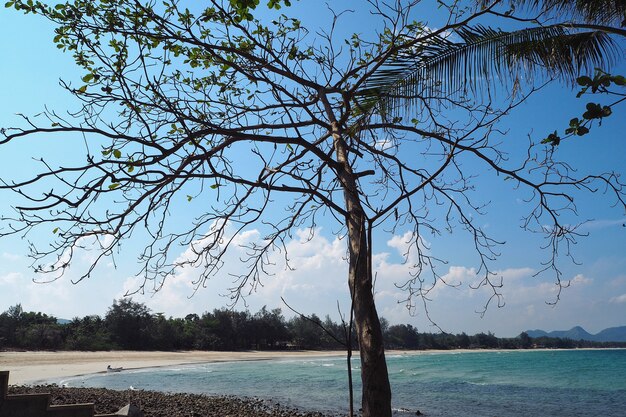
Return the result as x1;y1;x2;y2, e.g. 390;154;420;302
478;0;626;27
504;29;616;77
354;24;616;120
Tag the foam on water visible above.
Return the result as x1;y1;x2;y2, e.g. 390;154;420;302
53;349;626;417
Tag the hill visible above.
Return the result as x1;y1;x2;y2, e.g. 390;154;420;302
525;325;626;342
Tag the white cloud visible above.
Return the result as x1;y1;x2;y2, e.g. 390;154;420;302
0;272;22;285
387;231;415;255
112;226;350;318
442;266;477;287
609;293;626;304
499;267;535;282
0;223;621;338
31;233;118;283
580;218;626;231
77;233;116;264
373;138;396;151
2;252;21;261
570;274;592;285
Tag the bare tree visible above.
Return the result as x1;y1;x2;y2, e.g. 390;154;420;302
1;1;624;416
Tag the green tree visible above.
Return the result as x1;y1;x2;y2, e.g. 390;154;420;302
519;331;532;349
458;332;471;349
209;308;252;350
288;313;324;349
253;306;289;349
473;332;500;348
1;1;624;415
0;304;23;347
105;298;153;350
195;311;222;350
149;312;180;350
65;315;112;350
0;305;62;349
385;324;420;349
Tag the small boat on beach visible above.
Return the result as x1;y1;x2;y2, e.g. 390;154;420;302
107;365;123;373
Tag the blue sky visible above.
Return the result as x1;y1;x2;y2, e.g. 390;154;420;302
0;2;625;337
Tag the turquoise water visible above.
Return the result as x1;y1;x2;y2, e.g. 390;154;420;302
56;349;626;416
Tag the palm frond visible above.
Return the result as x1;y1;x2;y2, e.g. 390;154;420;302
504;29;616;78
354;24;617;120
478;0;626;27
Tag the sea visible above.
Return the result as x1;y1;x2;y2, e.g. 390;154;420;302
52;349;626;417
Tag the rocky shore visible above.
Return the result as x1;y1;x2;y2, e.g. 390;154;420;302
8;385;340;417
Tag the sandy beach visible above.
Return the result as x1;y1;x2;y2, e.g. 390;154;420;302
1;350;345;385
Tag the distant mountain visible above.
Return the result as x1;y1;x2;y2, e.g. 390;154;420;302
595;326;626;343
525;326;626;342
56;318;71;325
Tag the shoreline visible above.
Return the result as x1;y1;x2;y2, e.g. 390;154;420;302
0;350;346;385
3;347;623;385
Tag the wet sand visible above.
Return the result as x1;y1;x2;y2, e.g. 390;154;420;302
1;350;345;385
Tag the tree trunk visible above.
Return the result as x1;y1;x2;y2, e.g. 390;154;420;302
328;118;392;417
348;215;392;417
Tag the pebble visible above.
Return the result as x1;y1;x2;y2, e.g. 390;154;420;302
8;385;345;417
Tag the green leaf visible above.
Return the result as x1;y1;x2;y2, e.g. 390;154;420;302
113;149;122;158
582;103;611;120
600;76;611;87
286;143;294;153
77;85;87;93
577;126;590;136
210;183;219;189
611;75;626;86
108;183;121;190
541;131;560;146
287;45;298;60
576;76;592;86
5;1;15;8
82;73;94;83
52;227;59;234
583;102;603;119
187;195;193;202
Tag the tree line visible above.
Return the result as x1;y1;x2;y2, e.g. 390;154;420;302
1;299;624;351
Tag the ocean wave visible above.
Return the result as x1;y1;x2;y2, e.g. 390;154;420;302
392;406;418;415
55;349;625;417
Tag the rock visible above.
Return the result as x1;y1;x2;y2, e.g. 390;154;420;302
8;385;339;417
114;403;143;417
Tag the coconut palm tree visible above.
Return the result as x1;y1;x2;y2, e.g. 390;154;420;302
353;21;618;120
484;0;626;34
352;0;625;121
